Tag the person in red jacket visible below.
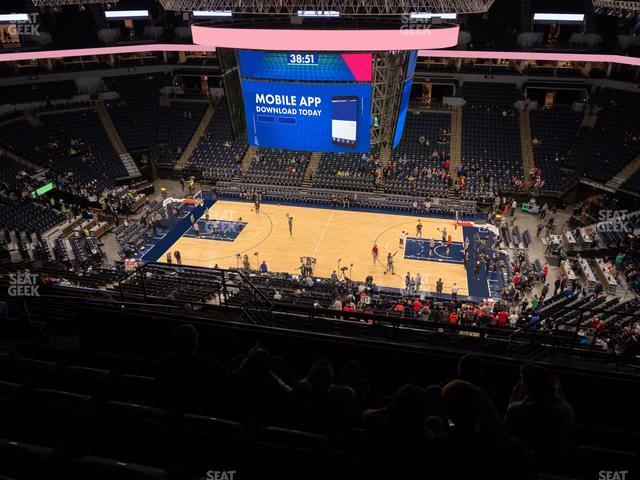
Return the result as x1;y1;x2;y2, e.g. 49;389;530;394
449;310;459;325
513;272;521;287
412;298;423;316
497;310;509;327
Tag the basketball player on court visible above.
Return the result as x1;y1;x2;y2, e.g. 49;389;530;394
288;215;293;236
385;251;397;274
416;220;423;238
371;244;379;264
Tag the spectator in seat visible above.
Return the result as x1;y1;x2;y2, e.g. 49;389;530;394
228;346;292;424
497;309;509;327
338;359;371;409
289;359;355;434
361;384;439;477
457;354;506;433
505;363;575;472
155;324;228;413
594;280;604;297
443;380;536;480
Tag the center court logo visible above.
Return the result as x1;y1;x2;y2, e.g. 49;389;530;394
7;273;40;297
400;15;434;36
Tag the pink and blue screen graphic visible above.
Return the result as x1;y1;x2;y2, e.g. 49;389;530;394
393;50;418;148
238;50;372;82
242;80;371;152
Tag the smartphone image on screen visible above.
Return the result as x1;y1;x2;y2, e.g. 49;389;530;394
331;96;359;148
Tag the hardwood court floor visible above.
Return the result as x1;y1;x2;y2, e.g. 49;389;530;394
167;200;469;295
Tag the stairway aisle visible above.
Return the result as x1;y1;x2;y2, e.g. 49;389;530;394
449;107;463;177
303;151;322;186
240;146;258;176
0;147;43;173
23;110;40;128
519;109;535;181
606;152;640;191
372;145;392;192
581;111;598;129
175;102;215;171
94;99;140;178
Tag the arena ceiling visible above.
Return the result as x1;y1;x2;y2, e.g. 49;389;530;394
31;0;119;5
160;0;495;15
592;0;640;11
21;0;640;14
26;0;494;11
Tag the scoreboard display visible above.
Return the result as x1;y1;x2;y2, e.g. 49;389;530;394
242;80;371;152
286;53;319;65
238;50;415;153
238;50;372;82
239;50;373;152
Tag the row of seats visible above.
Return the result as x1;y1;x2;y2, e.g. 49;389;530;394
244;149;310;186
0;80;77;106
2;295;638;480
567;88;640;183
623;168;640;192
313;151;379;192
186;103;247;182
0;199;65;235
0;111;126;192
387;112;452;197
41;110;128;179
118;263;225;303
462;109;523;196
217;182;476;216
529;109;583;192
461;82;520;110
155;102;208;168
103;73;171;151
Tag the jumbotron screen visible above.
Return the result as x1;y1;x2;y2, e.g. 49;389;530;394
238;50;417;153
238;50;373;152
238;51;373;82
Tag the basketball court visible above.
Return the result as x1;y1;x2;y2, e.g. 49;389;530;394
162;199;472;295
